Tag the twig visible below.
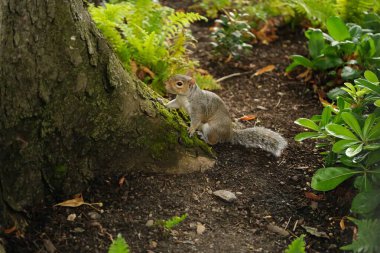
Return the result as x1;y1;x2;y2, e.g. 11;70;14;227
216;71;252;83
284;217;292;230
275;98;282;108
293;219;299;232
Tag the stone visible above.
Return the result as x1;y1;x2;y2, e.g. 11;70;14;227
213;190;237;202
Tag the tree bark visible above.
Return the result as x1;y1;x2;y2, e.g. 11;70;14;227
0;0;214;229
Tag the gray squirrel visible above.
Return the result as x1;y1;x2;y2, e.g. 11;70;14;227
165;74;287;157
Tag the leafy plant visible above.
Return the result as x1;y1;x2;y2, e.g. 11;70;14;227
157;213;188;230
287;16;380;81
211;11;255;59
193;0;232;18
284;0;380;26
341;218;380;253
89;1;207;93
109;234;130;253
285;235;306;253
295;71;380;250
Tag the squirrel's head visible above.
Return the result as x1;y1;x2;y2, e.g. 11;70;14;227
165;74;195;96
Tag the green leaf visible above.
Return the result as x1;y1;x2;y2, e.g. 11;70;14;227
311;167;360;191
367;150;380;166
164;213;188;230
326;16;351;41
341;219;380;252
355;78;380;94
351;190;380;216
346;143;363;157
285;235;306;253
368;122;380;140
341;66;361;80
364;70;379;83
341;112;363;139
363;114;376;138
321;106;332;127
325;123;359;140
295;118;320;131
332;140;360;153
286;55;313;72
109;234;130;253
294;132;320;141
305;29;325;59
375;99;380;107
312;55;343;70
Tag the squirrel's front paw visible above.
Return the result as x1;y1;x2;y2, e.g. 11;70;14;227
188;127;196;137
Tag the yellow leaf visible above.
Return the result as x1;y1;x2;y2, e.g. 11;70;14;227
254;65;275;76
55;194;84;207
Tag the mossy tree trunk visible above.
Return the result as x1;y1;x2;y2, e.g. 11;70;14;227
0;0;213;229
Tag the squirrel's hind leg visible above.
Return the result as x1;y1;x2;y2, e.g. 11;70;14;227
201;123;218;145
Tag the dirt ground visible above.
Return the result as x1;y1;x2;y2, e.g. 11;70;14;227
5;3;355;253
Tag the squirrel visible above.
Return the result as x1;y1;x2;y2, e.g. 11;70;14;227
164;74;288;157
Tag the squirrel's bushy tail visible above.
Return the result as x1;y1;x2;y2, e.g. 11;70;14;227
231;127;287;157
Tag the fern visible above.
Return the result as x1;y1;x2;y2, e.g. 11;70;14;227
108;234;130;253
89;0;214;94
163;214;188;230
285;235;306;253
195;73;221;90
336;0;376;23
341;219;380;253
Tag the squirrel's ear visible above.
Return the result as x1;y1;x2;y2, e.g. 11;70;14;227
189;78;196;86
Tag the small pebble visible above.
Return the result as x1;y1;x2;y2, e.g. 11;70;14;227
146;220;154;227
213;190;237;202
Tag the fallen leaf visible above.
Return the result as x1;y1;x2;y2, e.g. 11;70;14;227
252;19;279;44
224;54;233;63
196;223;206;235
304;192;325;201
141;66;155;78
296;68;312;81
55;194;84;207
118;176;126;187
239;114;257;121
130;60;138;75
267;224;289;236
4;226;17;234
43;239;57;253
339;218;346;231
254;65;275;76
67;213;77;221
317;90;338;109
301;225;329;238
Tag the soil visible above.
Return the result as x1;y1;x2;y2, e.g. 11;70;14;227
5;3;354;253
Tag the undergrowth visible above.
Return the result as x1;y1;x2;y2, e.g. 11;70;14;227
89;0;210;94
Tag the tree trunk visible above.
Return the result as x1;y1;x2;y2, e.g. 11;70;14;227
0;0;214;229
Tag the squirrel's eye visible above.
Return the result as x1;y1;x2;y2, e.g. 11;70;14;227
176;81;183;87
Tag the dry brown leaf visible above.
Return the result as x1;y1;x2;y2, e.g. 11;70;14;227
55;194;84;207
130;60;138;75
296;68;312;82
304;192;325;201
254;65;275;76
196;68;210;75
252;19;279;44
141;66;155;78
317;90;338;109
119;176;126;187
239;114;257;121
339;218;346;230
224;54;233;63
4;226;17;234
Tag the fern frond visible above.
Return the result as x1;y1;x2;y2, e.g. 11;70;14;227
165;12;207;39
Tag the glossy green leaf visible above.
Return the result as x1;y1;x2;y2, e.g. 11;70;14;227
286;55;313;72
332;140;359;153
326;123;359;140
295;118;320;131
305;29;325;59
363;114;376;137
351;190;380;216
326;16;351;41
367;150;380;166
375;99;380;107
341;112;363;138
364;70;379;83
313;55;343;70
341;66;360;80
355;78;380;94
294;132;320;141
321;106;332;127
368;122;380;140
311;167;360;191
346;143;363;157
